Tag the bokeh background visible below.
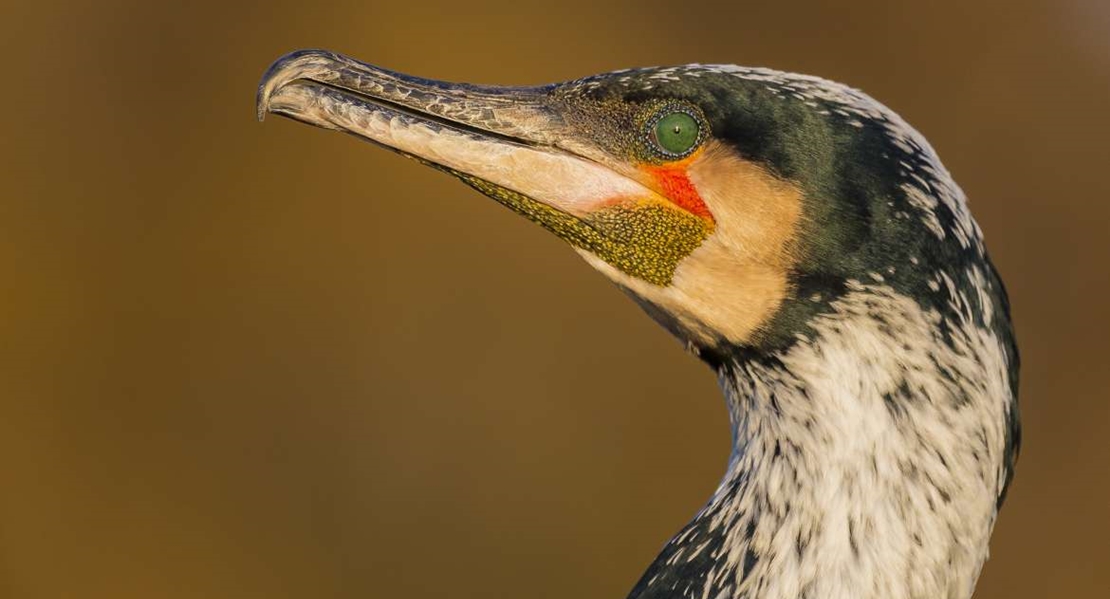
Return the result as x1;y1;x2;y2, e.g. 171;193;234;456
3;0;1108;597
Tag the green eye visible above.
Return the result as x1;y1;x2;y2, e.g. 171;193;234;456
651;110;701;157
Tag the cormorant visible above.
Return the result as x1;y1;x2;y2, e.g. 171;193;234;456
257;49;1020;599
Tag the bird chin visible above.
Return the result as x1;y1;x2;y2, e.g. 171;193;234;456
577;231;792;355
577;250;726;351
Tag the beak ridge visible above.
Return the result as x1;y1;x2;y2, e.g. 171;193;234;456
256;49;563;143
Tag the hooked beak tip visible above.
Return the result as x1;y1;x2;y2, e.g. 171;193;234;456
256;49;336;123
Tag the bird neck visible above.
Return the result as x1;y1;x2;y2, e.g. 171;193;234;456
627;285;1014;599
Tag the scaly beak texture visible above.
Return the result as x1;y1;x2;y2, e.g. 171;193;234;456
257;49;653;217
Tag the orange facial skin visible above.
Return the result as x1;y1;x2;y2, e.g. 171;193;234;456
641;150;715;223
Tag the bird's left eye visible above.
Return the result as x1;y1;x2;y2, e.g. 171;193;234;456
651;110;702;157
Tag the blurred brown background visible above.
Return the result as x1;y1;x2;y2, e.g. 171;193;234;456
2;0;1108;597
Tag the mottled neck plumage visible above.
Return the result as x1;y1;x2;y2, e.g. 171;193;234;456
629;284;1016;599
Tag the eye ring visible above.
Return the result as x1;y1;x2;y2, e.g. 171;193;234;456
645;105;706;159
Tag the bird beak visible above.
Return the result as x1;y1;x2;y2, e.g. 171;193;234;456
256;49;653;218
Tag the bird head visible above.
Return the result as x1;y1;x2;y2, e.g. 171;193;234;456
257;50;1004;363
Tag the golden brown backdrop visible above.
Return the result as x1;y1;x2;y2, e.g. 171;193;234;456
2;0;1108;597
